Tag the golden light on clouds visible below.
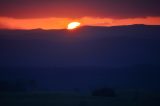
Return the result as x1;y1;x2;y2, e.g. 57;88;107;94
0;17;160;30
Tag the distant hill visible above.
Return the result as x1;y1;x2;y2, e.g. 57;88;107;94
0;25;160;67
0;25;160;91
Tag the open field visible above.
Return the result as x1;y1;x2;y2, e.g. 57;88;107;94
1;90;160;106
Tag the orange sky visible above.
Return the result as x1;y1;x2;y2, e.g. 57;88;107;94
0;1;160;29
0;17;160;30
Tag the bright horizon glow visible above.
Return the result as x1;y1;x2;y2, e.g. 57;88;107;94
67;22;81;30
0;17;160;30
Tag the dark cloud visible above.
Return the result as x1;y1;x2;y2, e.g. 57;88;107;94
0;0;160;19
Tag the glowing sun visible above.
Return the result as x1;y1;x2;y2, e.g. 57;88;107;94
67;22;81;30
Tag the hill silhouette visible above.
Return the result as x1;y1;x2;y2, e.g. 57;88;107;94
0;25;160;91
1;25;160;67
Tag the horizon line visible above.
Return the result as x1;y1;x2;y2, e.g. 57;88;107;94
0;24;160;31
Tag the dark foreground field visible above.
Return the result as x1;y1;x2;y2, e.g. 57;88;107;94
1;90;160;106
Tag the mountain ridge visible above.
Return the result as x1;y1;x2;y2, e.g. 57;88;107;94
0;24;160;32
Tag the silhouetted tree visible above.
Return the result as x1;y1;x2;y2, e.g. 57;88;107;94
91;87;116;97
0;79;35;92
28;79;36;91
0;80;11;92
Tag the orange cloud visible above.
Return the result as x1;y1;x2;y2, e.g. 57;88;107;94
0;17;160;30
0;17;74;29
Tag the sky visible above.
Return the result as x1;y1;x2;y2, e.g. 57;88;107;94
0;0;160;29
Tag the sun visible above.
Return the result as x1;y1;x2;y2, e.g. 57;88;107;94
67;22;81;30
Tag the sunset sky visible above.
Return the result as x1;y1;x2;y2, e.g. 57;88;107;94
0;0;160;29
